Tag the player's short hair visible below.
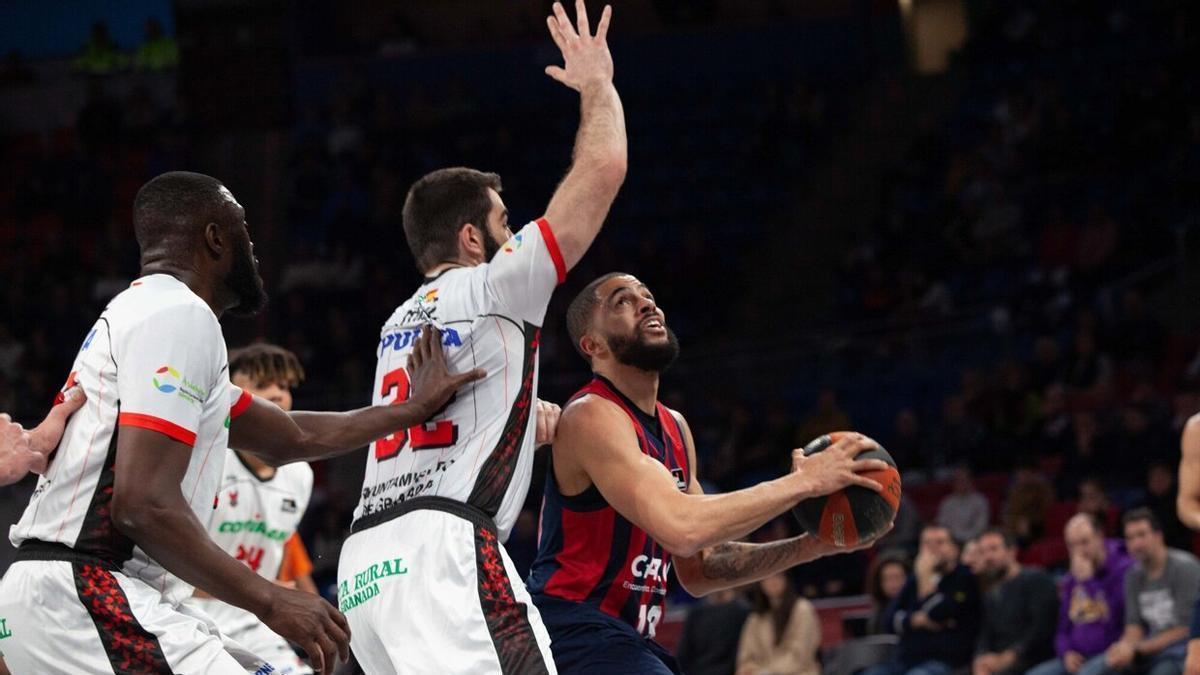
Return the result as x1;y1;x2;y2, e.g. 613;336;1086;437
402;168;502;273
1122;507;1162;533
229;343;305;389
566;272;629;364
132;171;227;252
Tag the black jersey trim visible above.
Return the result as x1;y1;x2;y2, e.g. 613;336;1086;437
349;495;496;534
474;524;550;675
466;323;539;516
73;561;172;674
73;406;137;567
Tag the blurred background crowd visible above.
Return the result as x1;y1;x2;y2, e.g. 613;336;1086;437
2;0;1200;672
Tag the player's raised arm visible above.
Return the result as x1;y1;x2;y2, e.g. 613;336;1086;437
541;0;627;271
1178;414;1200;530
230;326;483;465
557;395;888;559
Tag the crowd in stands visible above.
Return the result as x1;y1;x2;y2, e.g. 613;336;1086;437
2;1;1200;673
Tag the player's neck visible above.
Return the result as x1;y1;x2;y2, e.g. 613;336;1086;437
595;363;659;415
236;450;277;480
425;252;483;277
139;262;224;316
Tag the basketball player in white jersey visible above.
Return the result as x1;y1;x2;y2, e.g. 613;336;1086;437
0;171;483;674
195;343;317;675
337;1;626;672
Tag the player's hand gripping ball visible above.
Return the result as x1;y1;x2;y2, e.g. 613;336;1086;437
791;432;902;547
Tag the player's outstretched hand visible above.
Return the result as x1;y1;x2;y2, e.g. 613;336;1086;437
790;432;890;498
407;325;486;420
535;399;562;447
544;0;613;92
0;385;86;486
260;586;350;674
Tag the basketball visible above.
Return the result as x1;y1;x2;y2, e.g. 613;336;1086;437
790;432;902;548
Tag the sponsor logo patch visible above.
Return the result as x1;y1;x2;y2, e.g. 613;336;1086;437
338;557;408;613
152;365;208;406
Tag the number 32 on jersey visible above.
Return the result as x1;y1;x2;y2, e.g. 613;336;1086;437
374;367;458;460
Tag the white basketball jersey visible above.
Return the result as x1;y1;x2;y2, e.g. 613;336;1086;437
353;218;565;541
9;274;250;604
208;449;313;581
200;450;313;640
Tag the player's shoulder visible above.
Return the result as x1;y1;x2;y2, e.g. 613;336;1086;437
382;268;488;330
1185;413;1200;436
561;393;635;438
110;276;219;332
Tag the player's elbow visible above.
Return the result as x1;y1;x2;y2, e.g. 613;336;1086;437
673;563;714;598
578;151;625;196
1177;493;1200;525
111;487;171;538
658;518;706;559
596;154;627;192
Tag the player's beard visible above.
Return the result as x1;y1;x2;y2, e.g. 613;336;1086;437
226;234;268;317
608;325;680;373
482;226;504;261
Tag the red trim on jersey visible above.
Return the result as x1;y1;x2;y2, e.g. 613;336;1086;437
118;413;197;447
230;388;253;420
543;508;616;601
536;218;566;285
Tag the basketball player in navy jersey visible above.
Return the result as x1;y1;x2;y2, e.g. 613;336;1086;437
527;272;893;674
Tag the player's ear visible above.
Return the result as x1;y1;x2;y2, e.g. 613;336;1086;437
203;222;224;260
457;222;483;261
580;332;603;360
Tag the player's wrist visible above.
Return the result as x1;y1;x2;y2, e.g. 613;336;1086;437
245;577;279;618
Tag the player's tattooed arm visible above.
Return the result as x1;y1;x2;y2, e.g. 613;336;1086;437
230;326;484;465
675;535;871;596
670;412;887;596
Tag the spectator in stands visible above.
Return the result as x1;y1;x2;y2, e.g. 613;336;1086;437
677;587;751;675
1028;513;1133;675
867;551;911;635
797;388;852;442
972;528;1058;675
1079;478;1116;533
74;21;127;75
877;492;923;555
1141;463;1190;551
937;465;990;544
891;408;924;471
736;572;820;675
962;537;987;577
926;395;986;469
866;524;982;675
134;17;179;71
1084;509;1199;675
1003;465;1055;547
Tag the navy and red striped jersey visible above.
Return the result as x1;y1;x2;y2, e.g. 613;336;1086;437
527;375;690;639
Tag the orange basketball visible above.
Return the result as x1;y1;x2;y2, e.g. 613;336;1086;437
790;432;902;548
